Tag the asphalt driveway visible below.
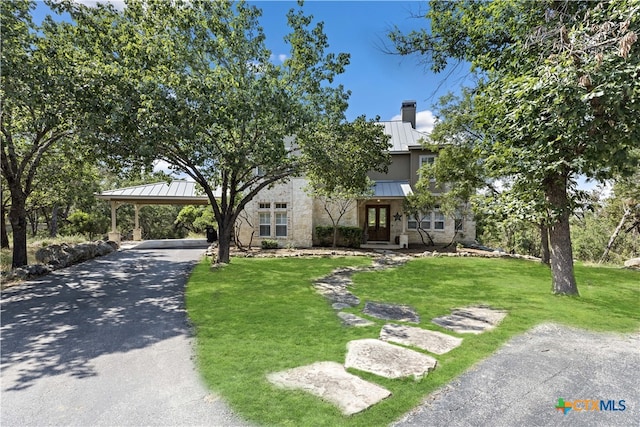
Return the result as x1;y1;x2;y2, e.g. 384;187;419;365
1;242;249;426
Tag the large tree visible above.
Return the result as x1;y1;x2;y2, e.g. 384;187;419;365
391;0;639;294
61;0;388;263
1;0;87;267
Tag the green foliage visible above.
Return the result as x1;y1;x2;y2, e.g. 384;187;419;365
57;0;368;263
174;205;215;234
391;0;640;295
186;256;639;426
315;225;362;248
260;239;279;249
64;210;108;240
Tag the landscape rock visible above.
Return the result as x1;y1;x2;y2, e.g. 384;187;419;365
623;257;640;269
4;264;52;281
35;240;117;271
345;339;437;380
432;305;507;334
338;312;375;327
363;301;420;323
380;324;463;355
266;361;391;415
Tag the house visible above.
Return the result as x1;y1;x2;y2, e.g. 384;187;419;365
235;101;476;249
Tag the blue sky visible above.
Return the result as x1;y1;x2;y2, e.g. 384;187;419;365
253;1;474;131
33;1;473;133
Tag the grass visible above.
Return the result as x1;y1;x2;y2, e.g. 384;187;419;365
186;256;640;427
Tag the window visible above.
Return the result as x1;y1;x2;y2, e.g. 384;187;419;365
434;211;445;230
275;212;287;237
407;213;431;230
259;202;270;209
419;155;437;182
419;155;436;168
275;203;287;209
454;212;464;231
256;166;266;177
259;212;271;237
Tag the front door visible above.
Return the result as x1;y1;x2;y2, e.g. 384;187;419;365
366;205;390;241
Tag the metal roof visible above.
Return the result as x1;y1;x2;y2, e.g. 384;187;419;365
381;121;429;152
371;180;414;198
96;180;215;205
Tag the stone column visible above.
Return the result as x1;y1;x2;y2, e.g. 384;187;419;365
108;201;121;243
133;204;142;241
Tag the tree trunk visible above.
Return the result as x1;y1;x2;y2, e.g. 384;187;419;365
599;206;631;264
50;205;59;238
545;173;578;295
217;218;233;264
1;203;9;249
332;224;338;248
540;221;550;265
9;191;28;268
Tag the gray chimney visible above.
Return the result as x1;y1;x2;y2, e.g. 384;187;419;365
401;100;416;129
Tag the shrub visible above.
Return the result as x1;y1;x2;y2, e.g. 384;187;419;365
261;239;279;249
314;226;362;248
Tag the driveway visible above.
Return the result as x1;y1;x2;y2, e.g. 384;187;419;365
394;323;639;427
1;241;249;426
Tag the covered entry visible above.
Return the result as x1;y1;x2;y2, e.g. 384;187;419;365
360;180;413;247
96;180;213;242
366;205;390;241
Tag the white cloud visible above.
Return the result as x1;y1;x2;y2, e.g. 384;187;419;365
390;110;436;134
278;54;288;63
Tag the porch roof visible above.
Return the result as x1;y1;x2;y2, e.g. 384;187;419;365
370;180;413;199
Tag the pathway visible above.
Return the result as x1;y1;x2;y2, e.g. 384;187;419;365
268;252;508;415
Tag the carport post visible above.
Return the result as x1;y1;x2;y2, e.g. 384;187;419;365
133;204;142;241
108;201;121;243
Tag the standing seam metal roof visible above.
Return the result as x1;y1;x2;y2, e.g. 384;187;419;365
96;180;218;202
381;121;429;152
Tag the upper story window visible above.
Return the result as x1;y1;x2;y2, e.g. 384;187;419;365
419;155;437;181
275;203;287;209
259;202;271;209
419;155;436;168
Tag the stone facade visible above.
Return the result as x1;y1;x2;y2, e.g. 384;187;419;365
235;102;477;248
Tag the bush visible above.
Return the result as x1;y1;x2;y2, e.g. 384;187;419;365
314;226;362;248
261;239;279;249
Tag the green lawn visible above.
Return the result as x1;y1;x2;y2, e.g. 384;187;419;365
185;256;639;427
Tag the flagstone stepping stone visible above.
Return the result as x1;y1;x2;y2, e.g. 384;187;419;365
432;305;508;334
380;323;463;355
338;312;375;327
266;361;391;416
314;281;360;308
345;339;437;380
363;301;420;323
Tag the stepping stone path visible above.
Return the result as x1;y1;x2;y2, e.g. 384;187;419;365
267;253;508;415
266;361;391;416
380;323;463;355
345;339;437;380
363;301;420;323
432;305;508;334
337;312;375;327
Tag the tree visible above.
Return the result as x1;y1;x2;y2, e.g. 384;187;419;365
599;166;640;263
305;116;390;248
1;1;88;267
390;1;640;294
62;0;388;263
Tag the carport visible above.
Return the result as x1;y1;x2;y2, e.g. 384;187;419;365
96;180;214;243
